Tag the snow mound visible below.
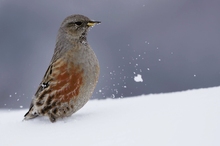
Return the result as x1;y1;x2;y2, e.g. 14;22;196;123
1;87;220;146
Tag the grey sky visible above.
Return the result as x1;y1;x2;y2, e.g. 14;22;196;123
0;0;220;109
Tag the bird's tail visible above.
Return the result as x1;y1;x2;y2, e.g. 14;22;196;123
24;104;38;120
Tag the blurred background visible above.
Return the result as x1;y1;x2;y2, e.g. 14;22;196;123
0;0;220;109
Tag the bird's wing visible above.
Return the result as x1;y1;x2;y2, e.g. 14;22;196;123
34;64;53;97
24;63;54;119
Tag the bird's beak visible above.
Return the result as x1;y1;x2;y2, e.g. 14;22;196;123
87;21;101;27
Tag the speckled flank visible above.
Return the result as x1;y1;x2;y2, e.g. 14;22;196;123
50;60;84;102
32;58;86;121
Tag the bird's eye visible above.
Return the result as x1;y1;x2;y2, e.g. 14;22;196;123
75;22;82;26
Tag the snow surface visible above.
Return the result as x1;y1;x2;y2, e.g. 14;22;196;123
1;87;220;146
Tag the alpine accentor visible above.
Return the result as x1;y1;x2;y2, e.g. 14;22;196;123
24;14;100;122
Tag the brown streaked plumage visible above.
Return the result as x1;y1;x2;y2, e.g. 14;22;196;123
24;14;100;122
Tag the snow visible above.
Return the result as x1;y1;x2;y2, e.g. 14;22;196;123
1;87;220;146
134;74;143;82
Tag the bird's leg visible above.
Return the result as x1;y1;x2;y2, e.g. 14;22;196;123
48;113;57;123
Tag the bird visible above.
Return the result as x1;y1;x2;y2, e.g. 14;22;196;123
24;14;100;122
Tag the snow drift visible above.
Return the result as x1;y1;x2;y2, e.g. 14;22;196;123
1;87;220;146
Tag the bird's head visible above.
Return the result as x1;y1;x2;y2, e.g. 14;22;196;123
58;14;101;41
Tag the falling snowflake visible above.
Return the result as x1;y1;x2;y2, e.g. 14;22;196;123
134;74;143;82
